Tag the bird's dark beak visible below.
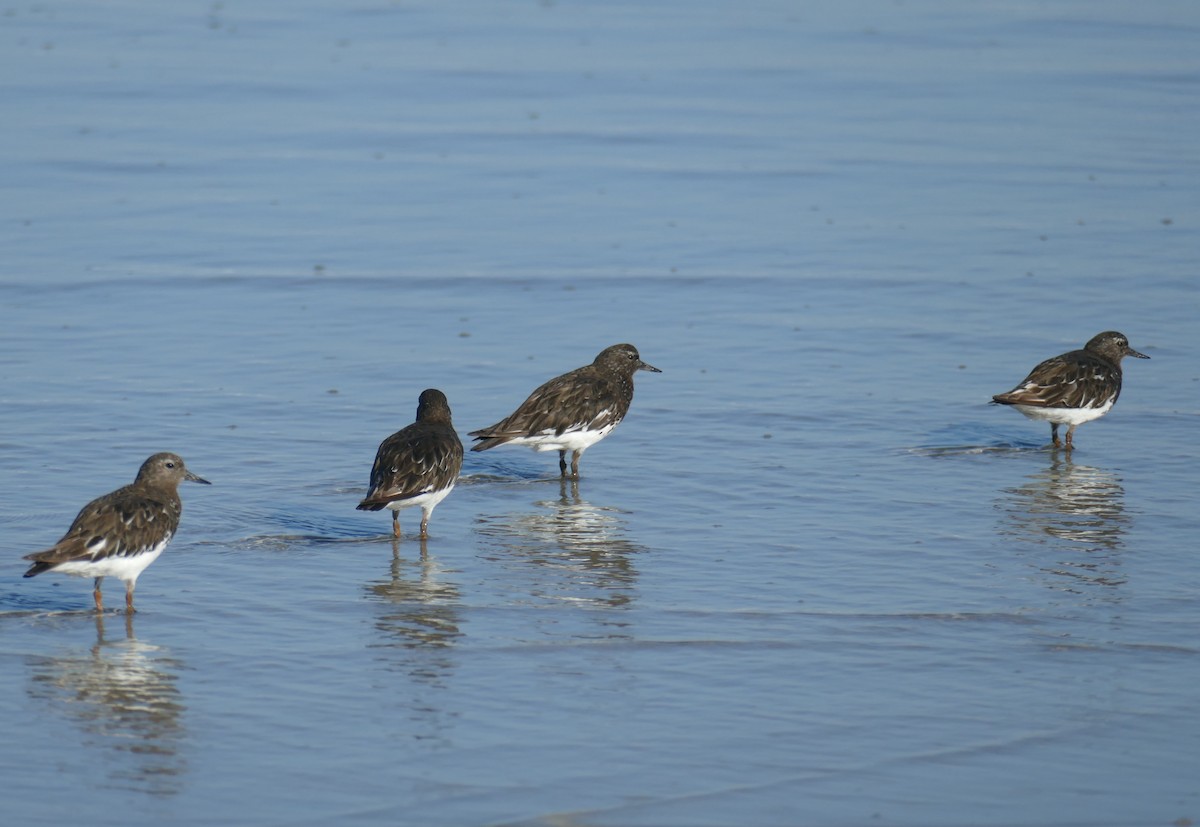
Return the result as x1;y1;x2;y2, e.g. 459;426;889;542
186;471;212;485
1128;347;1150;360
638;360;662;373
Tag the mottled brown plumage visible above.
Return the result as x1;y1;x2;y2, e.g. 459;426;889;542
992;331;1149;449
469;343;661;479
22;452;210;613
357;389;463;539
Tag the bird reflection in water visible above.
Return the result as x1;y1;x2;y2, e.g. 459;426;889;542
365;539;462;664
998;453;1129;596
475;478;645;609
364;540;463;745
26;613;186;796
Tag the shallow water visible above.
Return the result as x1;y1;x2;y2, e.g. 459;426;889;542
2;2;1199;826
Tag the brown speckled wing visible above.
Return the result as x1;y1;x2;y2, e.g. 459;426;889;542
358;421;464;509
24;484;182;568
469;366;632;448
993;350;1122;409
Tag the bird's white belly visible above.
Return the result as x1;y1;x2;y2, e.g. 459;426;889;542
52;540;169;584
1012;399;1113;426
386;483;455;513
511;422;616;453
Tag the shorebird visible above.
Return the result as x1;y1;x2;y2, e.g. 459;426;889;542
22;452;210;613
357;388;463;539
469;343;661;479
992;331;1149;450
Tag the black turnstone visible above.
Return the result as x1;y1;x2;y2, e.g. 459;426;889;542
357;388;463;539
992;331;1149;450
469;343;661;479
22;452;210;613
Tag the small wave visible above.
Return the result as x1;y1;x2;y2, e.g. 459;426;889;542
907;442;1045;457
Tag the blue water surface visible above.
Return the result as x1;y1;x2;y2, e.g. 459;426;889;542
1;2;1199;826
